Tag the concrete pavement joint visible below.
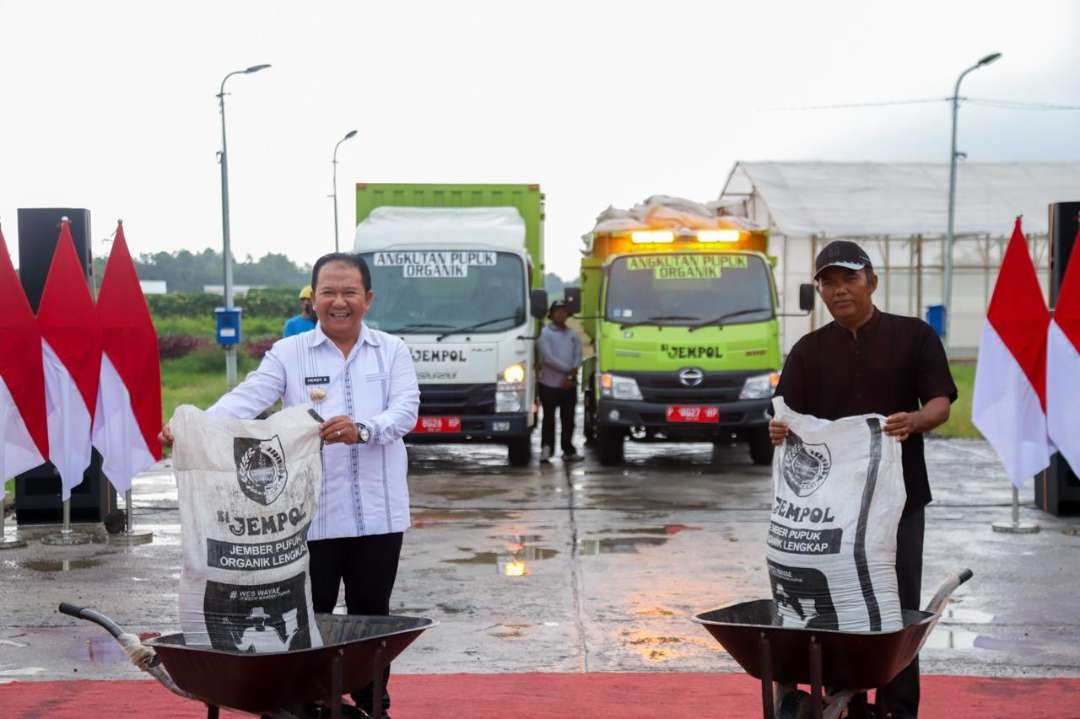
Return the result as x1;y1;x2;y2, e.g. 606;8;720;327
562;462;590;672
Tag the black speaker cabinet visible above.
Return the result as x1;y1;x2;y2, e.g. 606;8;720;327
1036;201;1080;516
16;207;93;311
14;451;116;525
13;207;115;524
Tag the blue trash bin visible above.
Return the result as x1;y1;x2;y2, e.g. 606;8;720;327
926;304;946;337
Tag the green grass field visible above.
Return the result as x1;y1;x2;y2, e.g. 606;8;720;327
161;348;261;422
935;362;977;439
154;315;283;340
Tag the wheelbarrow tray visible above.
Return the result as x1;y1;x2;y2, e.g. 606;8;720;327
694;600;936;690
147;613;434;715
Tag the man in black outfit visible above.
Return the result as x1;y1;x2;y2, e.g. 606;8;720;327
770;240;957;719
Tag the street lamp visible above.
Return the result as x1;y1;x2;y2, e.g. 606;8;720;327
943;51;1001;347
217;63;270;388
332;129;358;252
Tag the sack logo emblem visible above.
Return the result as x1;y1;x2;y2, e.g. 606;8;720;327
233;436;288;506
781;431;832;497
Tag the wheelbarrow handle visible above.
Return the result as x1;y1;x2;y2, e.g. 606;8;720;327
923;568;974;616
58;603;125;640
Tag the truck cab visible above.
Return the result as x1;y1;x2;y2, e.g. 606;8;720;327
354;200;546;466
578;202;800;466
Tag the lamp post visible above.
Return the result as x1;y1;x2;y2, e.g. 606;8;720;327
332;129;358;252
218;63;270;388
943;51;1001;347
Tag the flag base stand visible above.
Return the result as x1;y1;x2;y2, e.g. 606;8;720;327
41;501;94;545
108;530;152;546
106;489;152;545
992;486;1040;534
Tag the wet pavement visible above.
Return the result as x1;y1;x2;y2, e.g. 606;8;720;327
2;435;1080;683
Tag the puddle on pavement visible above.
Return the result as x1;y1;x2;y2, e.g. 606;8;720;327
591;524;701;536
412;509;520;528
13;558;104;572
66;635;127;664
578;536;669;555
942;607;994;623
443;533;559;576
423;486;511;501
925;629;981;650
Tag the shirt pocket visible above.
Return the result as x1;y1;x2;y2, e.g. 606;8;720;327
364;372;389;383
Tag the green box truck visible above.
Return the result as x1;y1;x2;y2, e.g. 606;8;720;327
571;197;811;466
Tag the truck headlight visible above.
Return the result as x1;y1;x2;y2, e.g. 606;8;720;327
500;363;526;384
739;372;780;400
600;373;643;401
497;362;526;412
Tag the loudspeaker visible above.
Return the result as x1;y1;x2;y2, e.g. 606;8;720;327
13;207;116;524
14;452;115;525
16;207;94;312
1036;201;1080;516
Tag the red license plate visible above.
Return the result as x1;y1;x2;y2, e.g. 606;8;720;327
413;416;462;433
665;405;720;423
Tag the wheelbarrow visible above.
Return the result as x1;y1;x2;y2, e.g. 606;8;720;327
693;569;973;719
59;603;436;719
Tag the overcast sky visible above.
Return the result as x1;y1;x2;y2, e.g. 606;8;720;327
2;0;1078;281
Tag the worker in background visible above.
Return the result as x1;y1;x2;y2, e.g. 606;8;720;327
538;299;583;463
283;285;317;337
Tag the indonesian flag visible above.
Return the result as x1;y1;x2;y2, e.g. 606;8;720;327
37;221;102;499
972;218;1052;488
1047;224;1080;474
0;226;48;489
92;222;162;493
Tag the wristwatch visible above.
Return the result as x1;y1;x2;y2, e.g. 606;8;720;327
355;422;371;444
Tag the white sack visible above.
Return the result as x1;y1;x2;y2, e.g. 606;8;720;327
171;404;324;652
768;397;905;632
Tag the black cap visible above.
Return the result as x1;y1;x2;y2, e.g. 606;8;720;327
549;299;570;315
814;240;873;279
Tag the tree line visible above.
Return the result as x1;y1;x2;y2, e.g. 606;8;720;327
92;248;312;293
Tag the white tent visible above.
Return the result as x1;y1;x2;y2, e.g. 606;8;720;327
719;161;1080;355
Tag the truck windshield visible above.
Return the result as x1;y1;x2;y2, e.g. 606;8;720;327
358;250;527;335
605;253;774;327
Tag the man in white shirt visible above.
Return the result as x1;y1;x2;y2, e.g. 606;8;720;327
161;253;419;718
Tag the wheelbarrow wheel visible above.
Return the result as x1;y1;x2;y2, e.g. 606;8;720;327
778;689;813;719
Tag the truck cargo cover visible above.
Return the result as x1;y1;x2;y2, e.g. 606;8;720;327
355;207;526;252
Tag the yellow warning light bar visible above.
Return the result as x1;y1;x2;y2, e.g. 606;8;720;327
631;230;675;244
696;229;742;243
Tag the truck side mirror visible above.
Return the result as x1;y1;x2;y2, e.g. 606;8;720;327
798;283;815;313
563;286;582;314
530;289;549;319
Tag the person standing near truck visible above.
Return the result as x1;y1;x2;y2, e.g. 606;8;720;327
769;240;957;719
538;299;582;463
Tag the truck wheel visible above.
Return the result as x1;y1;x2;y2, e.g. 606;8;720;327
597;427;624;466
508;437;532;467
749;426;774;466
583;391;597;446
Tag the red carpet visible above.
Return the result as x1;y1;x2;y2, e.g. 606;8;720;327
2;673;1078;718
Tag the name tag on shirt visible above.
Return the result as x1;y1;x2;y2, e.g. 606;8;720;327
304;376;330;386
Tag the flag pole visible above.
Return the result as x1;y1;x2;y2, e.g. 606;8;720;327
108;488;153;546
42;497;92;545
992;483;1040;534
0;494;26;550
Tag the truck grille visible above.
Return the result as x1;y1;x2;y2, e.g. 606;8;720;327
418;383;496;416
625;371;758;404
